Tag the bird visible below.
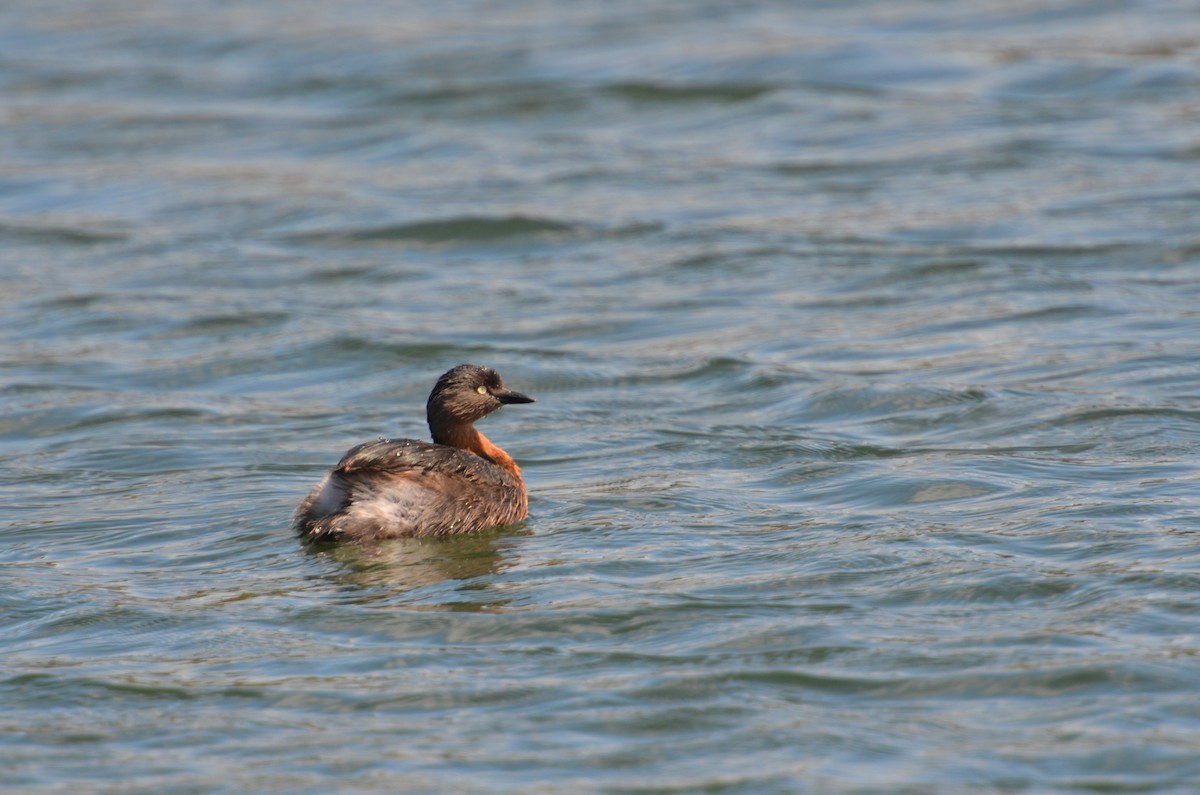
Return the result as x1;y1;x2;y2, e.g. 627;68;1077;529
294;364;535;542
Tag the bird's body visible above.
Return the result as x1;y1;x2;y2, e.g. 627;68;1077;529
294;365;534;542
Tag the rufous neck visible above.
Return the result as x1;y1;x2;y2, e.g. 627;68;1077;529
432;421;523;480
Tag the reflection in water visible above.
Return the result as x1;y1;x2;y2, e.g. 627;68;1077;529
309;530;521;601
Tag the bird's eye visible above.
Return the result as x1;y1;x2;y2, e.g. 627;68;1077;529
476;385;488;395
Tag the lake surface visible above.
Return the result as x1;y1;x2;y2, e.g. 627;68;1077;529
3;1;1200;793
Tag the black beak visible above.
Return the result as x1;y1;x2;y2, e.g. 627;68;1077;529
496;388;535;405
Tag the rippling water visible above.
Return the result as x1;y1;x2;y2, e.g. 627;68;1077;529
4;1;1200;793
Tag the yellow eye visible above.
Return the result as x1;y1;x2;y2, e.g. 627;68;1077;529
476;385;488;395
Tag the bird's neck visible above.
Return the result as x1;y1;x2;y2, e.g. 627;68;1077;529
432;421;523;480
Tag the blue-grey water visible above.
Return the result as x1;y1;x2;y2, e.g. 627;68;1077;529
3;1;1200;793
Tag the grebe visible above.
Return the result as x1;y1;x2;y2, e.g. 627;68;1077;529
294;364;535;542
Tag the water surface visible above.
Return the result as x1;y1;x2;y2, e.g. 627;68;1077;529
3;1;1200;793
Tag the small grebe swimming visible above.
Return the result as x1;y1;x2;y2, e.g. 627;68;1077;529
294;364;535;542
